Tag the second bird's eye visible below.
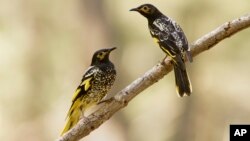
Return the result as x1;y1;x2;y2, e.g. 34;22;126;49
143;7;148;10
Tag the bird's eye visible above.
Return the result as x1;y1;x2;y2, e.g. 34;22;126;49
140;6;151;13
143;6;148;10
97;52;107;60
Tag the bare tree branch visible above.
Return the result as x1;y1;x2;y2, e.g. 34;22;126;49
56;14;250;141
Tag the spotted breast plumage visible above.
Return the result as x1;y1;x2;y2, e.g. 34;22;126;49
61;47;116;135
130;4;192;97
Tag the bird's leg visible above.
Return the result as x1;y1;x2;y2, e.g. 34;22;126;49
80;113;90;124
97;97;114;105
79;108;89;122
161;55;175;65
163;55;168;61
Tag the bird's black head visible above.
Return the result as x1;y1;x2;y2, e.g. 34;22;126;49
91;47;116;66
130;4;162;19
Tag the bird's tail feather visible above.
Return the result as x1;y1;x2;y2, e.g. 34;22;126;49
61;100;82;136
173;62;192;97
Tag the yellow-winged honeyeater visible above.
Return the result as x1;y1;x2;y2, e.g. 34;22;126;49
130;4;192;97
61;47;116;135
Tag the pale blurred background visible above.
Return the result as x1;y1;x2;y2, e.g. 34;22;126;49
0;0;250;141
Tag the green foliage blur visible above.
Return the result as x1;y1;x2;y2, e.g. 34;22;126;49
0;0;250;141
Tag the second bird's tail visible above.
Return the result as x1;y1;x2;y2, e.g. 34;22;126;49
173;61;192;97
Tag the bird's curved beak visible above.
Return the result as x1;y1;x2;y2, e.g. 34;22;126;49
108;47;117;52
130;7;139;12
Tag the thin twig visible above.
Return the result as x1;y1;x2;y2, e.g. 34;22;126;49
56;14;250;141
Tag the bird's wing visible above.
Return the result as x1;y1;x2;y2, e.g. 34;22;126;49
152;17;188;53
172;20;189;51
61;66;102;135
66;66;99;117
167;19;192;62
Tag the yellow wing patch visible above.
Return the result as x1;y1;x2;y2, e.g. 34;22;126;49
71;77;92;102
71;88;81;103
152;37;175;59
160;46;176;58
153;37;159;44
80;77;92;91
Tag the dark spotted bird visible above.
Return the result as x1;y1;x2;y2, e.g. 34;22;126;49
61;47;117;135
130;4;192;97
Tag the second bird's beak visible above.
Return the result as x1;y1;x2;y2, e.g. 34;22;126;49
129;7;139;12
108;47;117;52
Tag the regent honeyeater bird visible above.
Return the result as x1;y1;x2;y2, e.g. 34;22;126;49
61;47;117;135
130;4;192;97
